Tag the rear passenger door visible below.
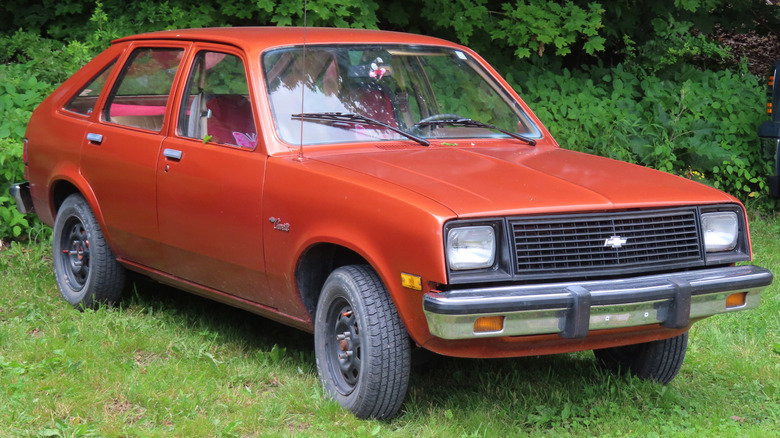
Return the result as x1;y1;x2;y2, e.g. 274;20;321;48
80;43;188;268
156;46;272;305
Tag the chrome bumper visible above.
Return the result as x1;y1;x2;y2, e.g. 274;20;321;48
423;265;772;340
9;182;34;214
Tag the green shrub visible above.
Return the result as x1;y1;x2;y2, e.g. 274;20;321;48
0;56;60;242
0;138;29;239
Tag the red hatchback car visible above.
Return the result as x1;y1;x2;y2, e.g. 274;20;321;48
11;27;773;419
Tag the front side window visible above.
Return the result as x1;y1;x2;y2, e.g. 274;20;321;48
262;45;542;146
64;60;117;115
104;47;184;131
177;51;257;149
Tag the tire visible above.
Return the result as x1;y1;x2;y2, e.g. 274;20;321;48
52;194;126;308
314;265;411;419
593;332;688;384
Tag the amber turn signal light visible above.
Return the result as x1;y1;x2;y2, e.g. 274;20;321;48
473;316;504;333
400;272;422;291
726;292;747;308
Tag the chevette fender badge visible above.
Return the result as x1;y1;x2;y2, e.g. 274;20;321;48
604;235;628;249
269;217;290;232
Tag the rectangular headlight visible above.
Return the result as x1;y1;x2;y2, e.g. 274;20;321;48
447;226;496;270
702;211;738;252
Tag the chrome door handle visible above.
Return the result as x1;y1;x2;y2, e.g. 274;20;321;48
163;148;183;161
86;133;103;144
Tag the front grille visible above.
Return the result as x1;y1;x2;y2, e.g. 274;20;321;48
511;209;703;278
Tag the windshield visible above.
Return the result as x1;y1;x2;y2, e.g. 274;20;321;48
262;45;542;146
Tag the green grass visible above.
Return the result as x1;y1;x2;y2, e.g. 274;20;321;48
1;217;778;437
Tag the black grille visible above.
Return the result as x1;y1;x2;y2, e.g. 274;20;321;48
511;209;703;277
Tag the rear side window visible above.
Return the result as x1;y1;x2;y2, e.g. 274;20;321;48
63;60;117;115
103;47;184;132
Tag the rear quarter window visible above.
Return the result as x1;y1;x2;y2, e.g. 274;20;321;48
63;60;117;116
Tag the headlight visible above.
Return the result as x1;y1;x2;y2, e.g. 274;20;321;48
702;211;738;252
447;226;496;270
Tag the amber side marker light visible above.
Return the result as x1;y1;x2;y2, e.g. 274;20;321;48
474;316;505;333
726;292;747;309
400;273;422;291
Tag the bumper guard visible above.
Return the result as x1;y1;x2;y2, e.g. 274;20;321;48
423;265;772;340
9;182;34;214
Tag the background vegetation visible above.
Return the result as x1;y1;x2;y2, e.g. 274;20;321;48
0;1;778;435
2;0;780;241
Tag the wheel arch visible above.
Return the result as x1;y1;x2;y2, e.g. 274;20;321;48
51;179;81;215
295;242;369;321
47;176;110;245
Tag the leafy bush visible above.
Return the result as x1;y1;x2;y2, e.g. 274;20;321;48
0;40;67;242
489;1;606;59
0;138;29;239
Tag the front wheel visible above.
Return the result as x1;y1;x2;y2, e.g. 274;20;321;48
52;194;126;308
593;332;688;384
314;265;411;419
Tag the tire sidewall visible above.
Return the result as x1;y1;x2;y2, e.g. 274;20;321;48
314;268;375;413
52;195;101;307
594;332;688;384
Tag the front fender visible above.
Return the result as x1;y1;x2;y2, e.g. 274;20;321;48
263;154;454;344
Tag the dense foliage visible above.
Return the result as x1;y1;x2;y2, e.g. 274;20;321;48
2;0;779;240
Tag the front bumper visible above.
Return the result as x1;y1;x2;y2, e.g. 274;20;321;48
9;182;34;214
423;265;772;340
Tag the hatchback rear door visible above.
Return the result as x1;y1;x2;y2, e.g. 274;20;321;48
80;43;189;268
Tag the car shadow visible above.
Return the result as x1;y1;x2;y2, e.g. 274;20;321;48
123;272;315;361
123;272;628;419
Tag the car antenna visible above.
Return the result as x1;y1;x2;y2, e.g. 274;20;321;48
295;0;308;162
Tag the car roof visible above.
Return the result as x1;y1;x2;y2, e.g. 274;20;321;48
112;27;460;52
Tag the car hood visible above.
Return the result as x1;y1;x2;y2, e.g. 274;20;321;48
313;145;736;217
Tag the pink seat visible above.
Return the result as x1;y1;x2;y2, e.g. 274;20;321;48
351;86;397;128
206;95;257;148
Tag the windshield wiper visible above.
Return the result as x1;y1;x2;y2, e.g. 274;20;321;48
292;112;430;146
415;118;537;146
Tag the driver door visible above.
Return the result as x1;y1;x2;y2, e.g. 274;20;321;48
156;46;272;306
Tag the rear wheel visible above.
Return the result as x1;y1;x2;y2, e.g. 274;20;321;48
593;332;688;384
314;265;411;419
52;194;125;308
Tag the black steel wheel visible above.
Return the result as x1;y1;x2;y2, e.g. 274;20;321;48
314;265;411;419
593;332;688;384
52;194;125;308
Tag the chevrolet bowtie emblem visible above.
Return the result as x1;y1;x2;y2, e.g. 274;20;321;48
604;236;628;249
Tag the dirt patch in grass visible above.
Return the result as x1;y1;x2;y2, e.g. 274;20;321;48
106;398;146;424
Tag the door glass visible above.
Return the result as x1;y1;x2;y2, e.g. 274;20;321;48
104;47;184;131
178;51;257;149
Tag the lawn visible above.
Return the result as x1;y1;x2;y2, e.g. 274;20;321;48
0;215;778;437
